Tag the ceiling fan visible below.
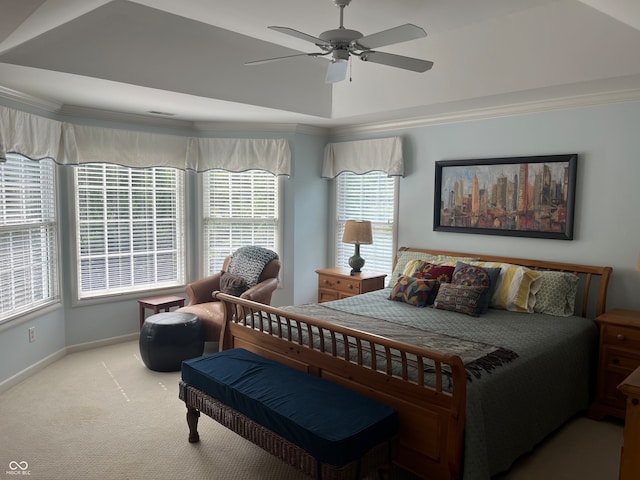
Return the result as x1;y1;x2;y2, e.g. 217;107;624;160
245;0;434;83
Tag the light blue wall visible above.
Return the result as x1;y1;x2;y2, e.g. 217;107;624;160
334;101;640;311
2;99;640;386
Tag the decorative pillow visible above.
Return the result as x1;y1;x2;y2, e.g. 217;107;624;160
472;261;542;312
219;271;248;297
534;271;579;317
388;275;438;307
388;252;440;288
452;262;500;314
416;263;455;283
387;250;479;288
433;283;488;317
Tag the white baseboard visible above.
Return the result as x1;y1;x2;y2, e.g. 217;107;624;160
66;332;139;354
0;333;139;394
0;348;67;394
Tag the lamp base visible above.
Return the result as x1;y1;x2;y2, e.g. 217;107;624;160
348;244;365;274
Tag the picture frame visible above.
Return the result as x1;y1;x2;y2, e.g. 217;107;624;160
433;154;577;240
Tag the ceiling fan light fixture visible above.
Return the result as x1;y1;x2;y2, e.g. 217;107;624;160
326;55;349;83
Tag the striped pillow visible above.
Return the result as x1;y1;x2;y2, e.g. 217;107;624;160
472;262;542;312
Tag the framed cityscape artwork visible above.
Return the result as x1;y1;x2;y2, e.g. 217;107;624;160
433;154;577;240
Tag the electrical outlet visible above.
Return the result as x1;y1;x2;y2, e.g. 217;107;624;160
28;327;35;343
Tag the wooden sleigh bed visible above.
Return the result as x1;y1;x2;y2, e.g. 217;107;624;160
211;248;612;480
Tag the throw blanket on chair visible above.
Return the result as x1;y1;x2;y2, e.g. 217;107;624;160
227;246;278;288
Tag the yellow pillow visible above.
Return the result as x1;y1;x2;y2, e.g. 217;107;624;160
472;262;542;312
402;259;428;276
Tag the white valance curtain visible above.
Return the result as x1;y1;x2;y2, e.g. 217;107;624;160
0;107;64;162
63;123;190;169
321;136;404;178
187;137;290;175
0;106;291;176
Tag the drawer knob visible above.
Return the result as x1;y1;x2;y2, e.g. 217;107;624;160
613;358;620;365
616;334;626;341
633;398;639;406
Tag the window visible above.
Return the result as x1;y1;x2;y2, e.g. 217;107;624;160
203;170;279;274
335;171;397;277
0;155;59;322
74;164;185;299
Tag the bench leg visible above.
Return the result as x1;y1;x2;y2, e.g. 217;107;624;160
186;405;200;443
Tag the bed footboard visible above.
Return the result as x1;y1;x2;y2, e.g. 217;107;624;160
215;292;467;480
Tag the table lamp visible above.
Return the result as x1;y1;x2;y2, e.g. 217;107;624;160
342;220;372;274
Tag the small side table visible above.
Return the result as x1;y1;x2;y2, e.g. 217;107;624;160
138;295;186;328
589;309;640;420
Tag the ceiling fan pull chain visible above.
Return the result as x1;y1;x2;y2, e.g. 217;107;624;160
349;56;353;82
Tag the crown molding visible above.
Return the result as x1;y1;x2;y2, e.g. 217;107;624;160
328;87;640;136
192;121;328;136
0;86;62;113
3;85;640;137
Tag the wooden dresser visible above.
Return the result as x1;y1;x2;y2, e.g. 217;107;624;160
315;267;386;303
618;366;640;480
590;309;640;420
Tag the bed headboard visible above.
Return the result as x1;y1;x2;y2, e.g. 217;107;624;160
395;247;613;318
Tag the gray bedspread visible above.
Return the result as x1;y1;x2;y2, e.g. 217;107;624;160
289;289;598;480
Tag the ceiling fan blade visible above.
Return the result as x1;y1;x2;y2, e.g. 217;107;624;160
245;52;326;66
325;60;349;83
268;26;331;48
360;51;433;73
356;24;426;50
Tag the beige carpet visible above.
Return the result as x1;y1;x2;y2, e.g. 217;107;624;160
0;340;624;480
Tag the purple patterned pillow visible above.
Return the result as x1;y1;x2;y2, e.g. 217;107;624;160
452;262;500;314
433;283;488;317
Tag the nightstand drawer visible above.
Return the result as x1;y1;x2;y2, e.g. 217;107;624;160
319;275;361;295
602;324;640;350
315;268;386;304
603;347;640;372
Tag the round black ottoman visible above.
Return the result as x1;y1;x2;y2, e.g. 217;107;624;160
139;312;204;372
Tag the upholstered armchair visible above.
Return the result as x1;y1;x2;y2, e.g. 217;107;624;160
177;253;280;343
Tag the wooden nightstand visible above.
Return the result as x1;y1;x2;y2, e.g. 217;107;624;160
590;309;640;420
315;268;386;303
618;366;640;480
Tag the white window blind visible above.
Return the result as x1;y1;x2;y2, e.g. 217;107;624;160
335;171;397;278
204;170;279;273
75;164;185;298
0;155;59;322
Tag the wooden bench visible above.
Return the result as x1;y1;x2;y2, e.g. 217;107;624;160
179;348;399;480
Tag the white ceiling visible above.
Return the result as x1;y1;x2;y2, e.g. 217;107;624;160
1;0;640;130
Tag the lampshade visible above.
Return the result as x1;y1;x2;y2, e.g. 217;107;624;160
342;220;372;245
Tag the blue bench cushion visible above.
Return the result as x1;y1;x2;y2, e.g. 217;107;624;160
181;348;398;466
